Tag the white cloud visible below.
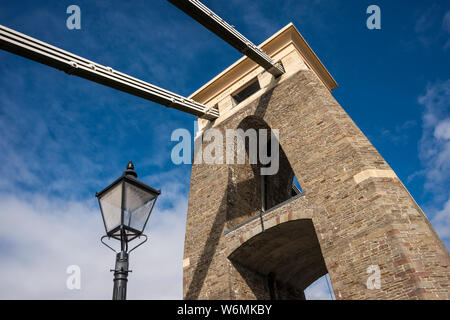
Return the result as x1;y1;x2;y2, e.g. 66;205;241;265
434;118;450;140
432;198;450;239
417;79;450;245
418;80;450;190
229;0;277;38
0;188;187;299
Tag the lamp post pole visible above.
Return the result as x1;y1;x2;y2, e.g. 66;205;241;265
112;226;129;300
112;250;129;300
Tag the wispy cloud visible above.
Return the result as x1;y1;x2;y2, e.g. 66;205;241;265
443;11;450;50
228;0;278;38
432;198;450;239
443;11;450;33
415;4;450;50
379;120;417;146
418;80;450;194
417;79;450;246
415;4;440;35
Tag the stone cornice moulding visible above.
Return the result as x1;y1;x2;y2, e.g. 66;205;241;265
189;22;338;107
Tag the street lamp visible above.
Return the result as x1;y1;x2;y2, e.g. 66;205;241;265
96;161;161;300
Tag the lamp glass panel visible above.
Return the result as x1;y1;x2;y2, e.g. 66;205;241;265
123;181;156;232
99;182;123;233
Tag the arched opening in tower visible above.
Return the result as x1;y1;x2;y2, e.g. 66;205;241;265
228;219;330;300
226;115;304;230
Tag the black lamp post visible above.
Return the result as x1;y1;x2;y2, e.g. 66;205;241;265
96;161;161;300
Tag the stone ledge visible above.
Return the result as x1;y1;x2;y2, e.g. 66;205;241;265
353;169;398;185
224;195;312;257
183;257;190;269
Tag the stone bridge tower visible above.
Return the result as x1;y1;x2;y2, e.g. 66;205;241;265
182;23;449;300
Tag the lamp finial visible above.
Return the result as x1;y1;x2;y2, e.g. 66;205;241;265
124;161;137;178
127;160;134;170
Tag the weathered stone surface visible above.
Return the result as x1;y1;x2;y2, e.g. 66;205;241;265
182;32;450;301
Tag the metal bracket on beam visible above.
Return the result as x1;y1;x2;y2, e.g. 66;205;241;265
167;0;285;77
0;24;219;120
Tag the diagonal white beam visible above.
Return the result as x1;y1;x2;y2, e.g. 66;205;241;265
167;0;285;77
0;24;219;120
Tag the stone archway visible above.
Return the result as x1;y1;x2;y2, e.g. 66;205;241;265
225;204;328;299
226;115;300;231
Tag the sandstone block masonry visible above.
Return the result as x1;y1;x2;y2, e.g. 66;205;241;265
182;23;449;300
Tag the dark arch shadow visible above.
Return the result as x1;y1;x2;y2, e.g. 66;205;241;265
229;219;328;294
226;115;300;230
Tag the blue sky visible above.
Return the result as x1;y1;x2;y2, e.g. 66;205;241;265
0;0;449;299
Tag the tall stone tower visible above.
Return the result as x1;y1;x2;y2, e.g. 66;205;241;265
182;23;449;300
